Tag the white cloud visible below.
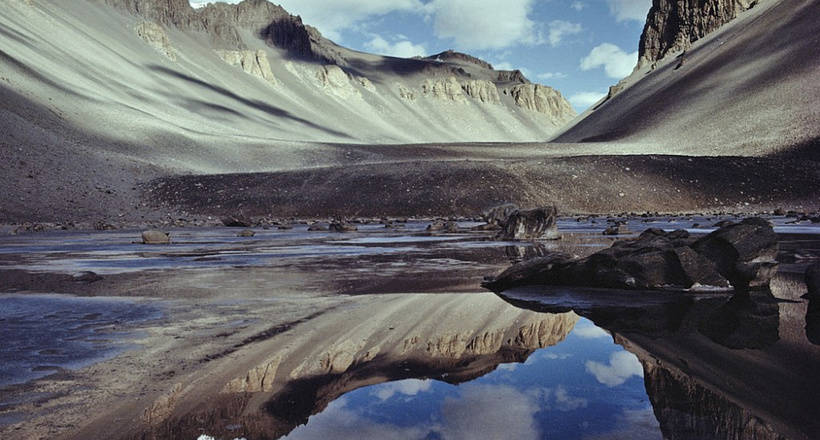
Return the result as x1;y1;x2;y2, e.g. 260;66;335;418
426;0;541;51
606;0;652;22
580;43;638;79
585;351;644;387
553;385;588;411
371;379;432;400
283;398;427;440
548;20;582;47
256;0;424;42
583;407;662;440
571;1;586;11
573;325;610;339
364;35;426;58
569;91;606;109
438;384;540;440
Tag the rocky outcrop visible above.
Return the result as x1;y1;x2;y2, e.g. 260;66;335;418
483;218;778;292
135;21;177;60
638;0;755;65
508;84;576;120
105;0;332;60
497;69;529;84
422;77;467;103
498;206;560;241
215;50;276;84
462;80;501;104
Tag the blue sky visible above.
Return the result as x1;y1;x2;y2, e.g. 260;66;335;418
190;0;652;112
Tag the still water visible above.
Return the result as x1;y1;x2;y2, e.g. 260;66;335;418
282;318;660;440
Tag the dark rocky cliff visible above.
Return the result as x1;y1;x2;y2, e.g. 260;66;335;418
638;0;755;65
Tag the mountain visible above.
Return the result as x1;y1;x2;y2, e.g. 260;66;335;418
1;0;818;225
553;0;819;156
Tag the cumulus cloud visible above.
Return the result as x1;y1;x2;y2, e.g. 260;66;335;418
426;0;541;51
580;43;638;79
371;379;433;400
583;407;662;440
438;384;540;440
255;0;424;41
606;0;652;22
364;35;426;58
283;398;427;440
573;325;610;339
548;20;583;47
569;91;606;109
585;351;644;387
571;1;586;11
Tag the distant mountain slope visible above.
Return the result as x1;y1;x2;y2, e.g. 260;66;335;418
0;0;574;150
553;0;820;156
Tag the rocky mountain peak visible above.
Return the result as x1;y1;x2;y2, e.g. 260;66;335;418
426;50;494;70
638;0;755;65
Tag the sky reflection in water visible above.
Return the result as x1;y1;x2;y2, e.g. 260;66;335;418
284;318;661;440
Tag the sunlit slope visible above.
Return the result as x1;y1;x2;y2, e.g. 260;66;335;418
552;0;820;156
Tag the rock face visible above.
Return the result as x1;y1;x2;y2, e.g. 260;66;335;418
498;207;560;241
422;77;467;103
638;0;755;65
216;50;276;84
426;50;494;70
135;21;177;60
509;84;575;119
483;218;778;292
462;80;501;104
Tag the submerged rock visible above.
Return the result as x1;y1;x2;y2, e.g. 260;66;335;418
483;218;778;293
329;221;357;232
497;206;560;241
603;223;630;235
307;223;328;232
427;220;459;233
237;229;255;237
142;229;170;245
72;271;103;283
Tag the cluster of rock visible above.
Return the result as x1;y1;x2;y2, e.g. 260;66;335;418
483;217;778;292
215;50;277;84
639;0;757;66
135;21;177;60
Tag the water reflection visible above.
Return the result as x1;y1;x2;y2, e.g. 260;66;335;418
498;285;820;440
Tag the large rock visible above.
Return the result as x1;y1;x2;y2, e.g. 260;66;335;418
497;206;560;241
482;204;519;226
483;218;778;293
142;229;170;244
216;50;276;84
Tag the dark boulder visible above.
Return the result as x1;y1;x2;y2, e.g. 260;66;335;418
237;229;255;237
482;204;519;226
497;206;560;240
329;221;357;232
691;217;778;291
222;216;252;227
483;218;777;293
